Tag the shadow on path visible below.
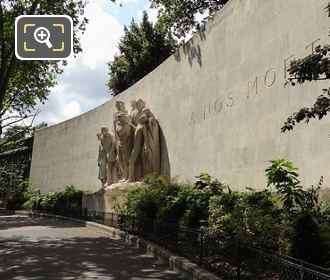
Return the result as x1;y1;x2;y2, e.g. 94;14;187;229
0;215;83;231
0;216;183;280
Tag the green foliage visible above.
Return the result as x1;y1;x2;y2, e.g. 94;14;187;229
0;124;39;206
123;173;226;228
22;185;42;211
150;0;229;39
180;173;225;228
2;122;47;142
0;149;31;207
266;159;303;212
119;162;330;267
123;174;184;222
208;189;283;251
282;3;330;132
0;0;90;133
39;186;83;211
107;11;175;95
4;180;28;209
291;212;325;265
299;177;323;216
266;159;323;216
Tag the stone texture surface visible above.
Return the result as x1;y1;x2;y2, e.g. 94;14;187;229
82;182;140;212
0;214;184;280
30;0;330;193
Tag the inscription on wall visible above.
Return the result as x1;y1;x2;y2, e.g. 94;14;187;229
190;37;324;125
51;151;95;166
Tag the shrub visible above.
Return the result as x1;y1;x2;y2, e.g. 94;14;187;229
23;186;83;212
118;162;329;267
123;175;184;222
291;212;325;265
208;189;283;251
180;173;226;228
265;159;303;213
5;180;29;210
121;173;226;228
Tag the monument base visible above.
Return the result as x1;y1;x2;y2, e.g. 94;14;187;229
82;182;142;212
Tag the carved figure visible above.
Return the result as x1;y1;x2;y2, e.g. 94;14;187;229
97;132;107;186
115;113;133;182
128;100;161;182
113;100;128;127
102;98;162;184
128;114;148;182
97;127;117;188
136;99;146;114
130;100;141;126
113;100;130;179
141;108;161;175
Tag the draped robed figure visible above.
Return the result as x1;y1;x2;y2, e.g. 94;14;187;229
141;108;160;176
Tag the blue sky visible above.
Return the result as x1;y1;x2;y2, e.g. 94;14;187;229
35;0;158;125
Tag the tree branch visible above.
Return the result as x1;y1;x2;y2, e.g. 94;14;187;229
1;109;40;129
0;48;16;114
0;109;40;147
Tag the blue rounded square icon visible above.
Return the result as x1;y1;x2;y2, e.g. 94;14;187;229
15;15;73;60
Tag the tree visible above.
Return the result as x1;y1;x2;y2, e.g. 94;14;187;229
150;0;229;39
2;121;47;142
281;3;330;132
107;11;175;95
0;121;47;207
0;0;91;136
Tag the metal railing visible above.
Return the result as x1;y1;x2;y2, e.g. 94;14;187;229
86;210;330;280
2;207;329;280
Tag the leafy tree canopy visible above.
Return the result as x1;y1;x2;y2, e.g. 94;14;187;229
282;2;330;132
0;0;94;136
107;11;176;95
2;122;47;141
150;0;229;39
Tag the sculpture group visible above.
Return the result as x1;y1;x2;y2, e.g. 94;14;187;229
97;99;161;187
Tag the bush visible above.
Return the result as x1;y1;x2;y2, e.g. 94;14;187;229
118;161;329;267
208;189;284;251
291;212;325;265
123;175;185;222
180;173;226;228
5;181;29;210
23;186;83;212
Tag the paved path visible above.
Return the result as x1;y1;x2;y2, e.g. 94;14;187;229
0;214;184;280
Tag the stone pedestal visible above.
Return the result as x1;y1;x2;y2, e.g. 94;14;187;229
82;182;142;212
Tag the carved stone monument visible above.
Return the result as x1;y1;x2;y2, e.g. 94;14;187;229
88;99;161;210
97;99;161;188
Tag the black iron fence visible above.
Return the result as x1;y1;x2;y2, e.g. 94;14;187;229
2;207;329;280
86;210;330;280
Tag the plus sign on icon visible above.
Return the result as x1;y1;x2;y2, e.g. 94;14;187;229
15;15;73;60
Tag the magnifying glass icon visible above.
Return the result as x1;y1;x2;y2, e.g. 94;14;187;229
34;27;53;49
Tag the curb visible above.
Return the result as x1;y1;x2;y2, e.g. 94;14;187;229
12;210;222;280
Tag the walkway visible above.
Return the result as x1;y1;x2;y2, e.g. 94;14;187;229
0;214;184;280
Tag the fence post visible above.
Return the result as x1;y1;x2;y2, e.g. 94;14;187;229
132;216;135;233
299;261;305;280
111;212;114;227
83;208;87;220
199;230;204;266
175;224;179;253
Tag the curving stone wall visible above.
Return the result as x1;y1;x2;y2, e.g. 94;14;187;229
30;0;330;193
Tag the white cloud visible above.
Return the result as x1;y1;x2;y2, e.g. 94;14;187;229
35;1;125;125
62;101;82;119
79;2;124;69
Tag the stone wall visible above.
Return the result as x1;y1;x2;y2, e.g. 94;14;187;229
30;0;330;193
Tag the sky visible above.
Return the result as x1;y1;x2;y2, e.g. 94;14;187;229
35;0;159;125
